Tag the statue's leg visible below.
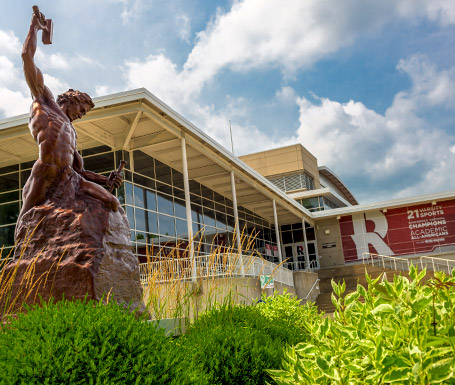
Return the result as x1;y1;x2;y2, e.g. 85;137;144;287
19;160;57;218
79;178;120;211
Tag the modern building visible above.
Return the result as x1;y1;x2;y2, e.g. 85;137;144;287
0;88;454;278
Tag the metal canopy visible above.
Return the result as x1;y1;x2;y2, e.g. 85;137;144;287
0;88;313;226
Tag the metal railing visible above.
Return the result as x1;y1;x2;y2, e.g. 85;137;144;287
139;253;294;287
362;252;455;276
300;278;320;303
282;259;319;272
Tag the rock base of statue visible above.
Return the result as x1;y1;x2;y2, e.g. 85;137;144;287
1;180;144;314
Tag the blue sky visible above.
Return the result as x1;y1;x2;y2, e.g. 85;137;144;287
0;0;454;204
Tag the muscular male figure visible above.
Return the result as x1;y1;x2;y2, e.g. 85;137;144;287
19;12;122;221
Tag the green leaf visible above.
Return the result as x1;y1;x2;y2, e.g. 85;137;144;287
371;303;394;315
344;291;360;306
331;280;341;297
411;296;432;312
383;368;411;382
316;356;330;372
427;357;455;383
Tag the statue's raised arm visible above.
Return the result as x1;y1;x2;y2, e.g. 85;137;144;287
22;8;53;100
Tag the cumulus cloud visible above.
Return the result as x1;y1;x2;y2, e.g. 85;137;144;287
36;49;70;70
294;55;455;201
0;29;73;119
0;30;21;57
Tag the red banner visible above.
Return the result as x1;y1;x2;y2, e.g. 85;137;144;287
340;199;455;262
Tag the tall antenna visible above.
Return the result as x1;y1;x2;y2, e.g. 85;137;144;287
229;120;234;154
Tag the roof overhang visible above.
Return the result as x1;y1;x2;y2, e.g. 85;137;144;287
318;165;358;205
0;88;314;226
287;187;351;207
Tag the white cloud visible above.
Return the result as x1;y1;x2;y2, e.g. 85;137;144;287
0;29;73;118
36;49;70;70
294;55;455;201
121;1;455;201
0;87;29;117
43;74;70;96
0;30;21;57
396;0;455;25
176;14;191;43
275;86;298;105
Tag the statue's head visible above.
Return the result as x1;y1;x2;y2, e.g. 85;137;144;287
57;89;95;122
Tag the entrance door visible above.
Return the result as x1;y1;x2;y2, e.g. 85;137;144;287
307;241;319;269
293;243;307;270
282;242;315;270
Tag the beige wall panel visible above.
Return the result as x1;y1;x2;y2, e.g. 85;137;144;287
315;217;345;267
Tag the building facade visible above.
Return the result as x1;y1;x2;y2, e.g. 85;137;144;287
0;88;454;273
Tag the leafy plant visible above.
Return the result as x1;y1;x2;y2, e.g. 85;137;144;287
268;266;455;384
0;298;207;385
256;290;322;346
182;302;301;385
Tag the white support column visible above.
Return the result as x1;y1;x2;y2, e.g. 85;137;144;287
272;199;283;264
302;219;311;271
230;171;244;276
181;137;195;279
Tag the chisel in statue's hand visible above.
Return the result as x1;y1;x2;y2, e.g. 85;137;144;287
108;160;127;193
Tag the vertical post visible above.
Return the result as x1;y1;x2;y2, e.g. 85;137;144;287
312;223;320;269
302;219;311;271
272;199;283;264
181;137;195;280
230;171;244;276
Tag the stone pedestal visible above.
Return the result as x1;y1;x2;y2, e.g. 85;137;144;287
2;191;144;313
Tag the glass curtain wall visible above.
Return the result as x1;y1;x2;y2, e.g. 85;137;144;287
0;147;277;264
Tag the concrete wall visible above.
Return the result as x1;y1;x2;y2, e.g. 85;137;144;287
142;273;320;320
314;217;345;267
293;271;320;303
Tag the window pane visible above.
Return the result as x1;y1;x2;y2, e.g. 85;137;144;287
125;183;133;205
147;211;159;235
157;193;174;216
133;150;155;178
0;202;19;226
83;152;114;174
146;190;157;212
158;214;175;238
135;208;147;232
125;205;135;229
0;225;15;248
117;184;125;205
0;165;18;175
133;185;145;208
0;191;19;204
175;218;188;240
0;172;19;193
174;198;186;219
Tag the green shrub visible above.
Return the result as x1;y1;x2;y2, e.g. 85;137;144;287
182;298;315;385
256;291;321;345
0;299;207;385
268;267;455;384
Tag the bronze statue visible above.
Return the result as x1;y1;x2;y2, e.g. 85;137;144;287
1;7;144;314
19;7;122;221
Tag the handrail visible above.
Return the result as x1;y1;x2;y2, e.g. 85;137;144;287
140;254;294;287
301;278;320;302
362;252;455;275
282;259;318;273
